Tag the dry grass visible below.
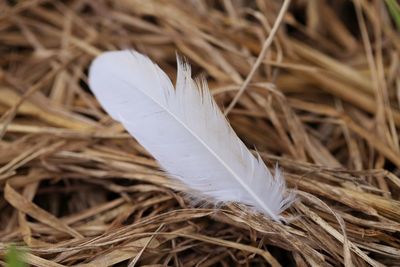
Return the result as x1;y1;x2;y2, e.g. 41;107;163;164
0;0;399;266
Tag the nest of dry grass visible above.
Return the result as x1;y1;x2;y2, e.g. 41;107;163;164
0;0;400;266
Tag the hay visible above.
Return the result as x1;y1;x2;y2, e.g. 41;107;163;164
0;0;399;266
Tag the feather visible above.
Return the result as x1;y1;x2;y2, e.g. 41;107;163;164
88;50;293;221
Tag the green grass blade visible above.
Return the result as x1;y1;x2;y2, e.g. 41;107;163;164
5;245;26;267
386;0;400;30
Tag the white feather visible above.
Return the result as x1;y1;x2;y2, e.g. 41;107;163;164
89;50;293;221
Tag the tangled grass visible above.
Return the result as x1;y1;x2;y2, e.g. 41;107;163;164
0;0;399;266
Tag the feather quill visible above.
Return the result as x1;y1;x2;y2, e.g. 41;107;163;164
89;50;293;221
